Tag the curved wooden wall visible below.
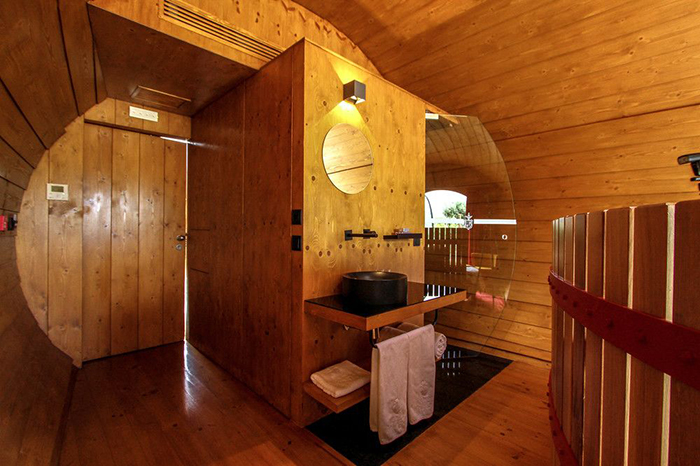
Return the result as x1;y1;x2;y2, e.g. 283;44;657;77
550;200;699;466
297;0;700;366
17;99;191;364
0;1;375;463
0;1;96;463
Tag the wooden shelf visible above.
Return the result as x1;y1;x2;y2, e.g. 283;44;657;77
303;381;370;414
304;282;466;331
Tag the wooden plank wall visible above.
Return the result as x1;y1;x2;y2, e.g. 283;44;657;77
17;99;191;364
299;41;426;425
187;46;297;418
0;1;100;462
552;200;699;465
297;0;700;365
425;0;700;365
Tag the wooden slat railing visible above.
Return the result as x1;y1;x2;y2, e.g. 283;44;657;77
550;200;700;465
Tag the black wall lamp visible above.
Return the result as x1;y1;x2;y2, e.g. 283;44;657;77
343;80;366;104
678;153;700;191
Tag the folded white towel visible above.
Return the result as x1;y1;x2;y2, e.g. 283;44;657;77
370;332;410;445
406;325;435;425
310;360;370;399
398;322;448;359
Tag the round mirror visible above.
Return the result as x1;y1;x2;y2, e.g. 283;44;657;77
322;123;373;194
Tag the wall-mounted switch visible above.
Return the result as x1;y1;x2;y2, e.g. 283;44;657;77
291;235;302;251
8;214;17;231
292;209;302;225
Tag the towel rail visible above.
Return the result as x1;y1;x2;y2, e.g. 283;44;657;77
368;310;440;347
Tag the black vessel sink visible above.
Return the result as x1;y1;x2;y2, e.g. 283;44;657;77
342;271;408;306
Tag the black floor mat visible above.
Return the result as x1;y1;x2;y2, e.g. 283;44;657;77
306;346;512;466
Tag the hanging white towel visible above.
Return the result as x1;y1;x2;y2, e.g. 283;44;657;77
310;360;370;399
369;332;410;445
398;322;448;360
406;324;436;424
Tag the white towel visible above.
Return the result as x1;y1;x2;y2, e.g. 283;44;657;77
398;322;448;360
370;332;410;445
378;326;405;342
406;325;436;425
310;360;370;399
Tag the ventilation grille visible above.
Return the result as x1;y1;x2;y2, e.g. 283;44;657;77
160;0;283;62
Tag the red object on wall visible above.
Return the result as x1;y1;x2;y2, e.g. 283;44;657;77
0;215;6;231
549;270;700;392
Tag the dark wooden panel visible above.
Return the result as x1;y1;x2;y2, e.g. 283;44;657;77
0;138;33;189
162;141;186;344
669;200;700;466
0;239;75;466
58;0;97;115
0;82;45;166
0;0;77;146
187;49;295;417
600;208;630;466
187;81;247;396
628;204;667;466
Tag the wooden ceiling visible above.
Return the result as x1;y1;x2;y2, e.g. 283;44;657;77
294;0;700;140
89;5;256;115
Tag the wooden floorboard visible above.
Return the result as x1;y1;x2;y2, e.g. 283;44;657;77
59;342;349;466
385;362;553;466
60;344;551;466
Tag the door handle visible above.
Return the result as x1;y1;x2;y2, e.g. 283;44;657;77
176;235;186;241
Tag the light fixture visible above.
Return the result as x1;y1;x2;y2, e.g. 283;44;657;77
425;112;440;120
343;80;366;104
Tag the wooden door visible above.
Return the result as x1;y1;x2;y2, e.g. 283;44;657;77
84;124;187;358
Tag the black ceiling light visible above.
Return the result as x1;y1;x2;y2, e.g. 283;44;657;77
343;80;366;104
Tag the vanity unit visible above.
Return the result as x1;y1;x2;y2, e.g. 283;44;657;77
187;38;459;426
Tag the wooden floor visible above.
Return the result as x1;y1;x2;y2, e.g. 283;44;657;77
59;342;348;466
59;343;552;466
387;362;553;466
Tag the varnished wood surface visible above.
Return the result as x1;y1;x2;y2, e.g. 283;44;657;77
0;238;75;466
628;204;667;466
600;208;629;466
17;100;189;364
304;288;467;331
59;342;349;466
91;0;377;74
298;0;700;368
300;41;426;426
303;381;371;414
387;361;552;466
89;4;256;116
669;200;700;465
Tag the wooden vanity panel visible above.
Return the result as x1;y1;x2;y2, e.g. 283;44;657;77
299;42;427;425
188;47;297;417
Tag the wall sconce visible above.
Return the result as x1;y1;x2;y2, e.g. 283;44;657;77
343;80;366;104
